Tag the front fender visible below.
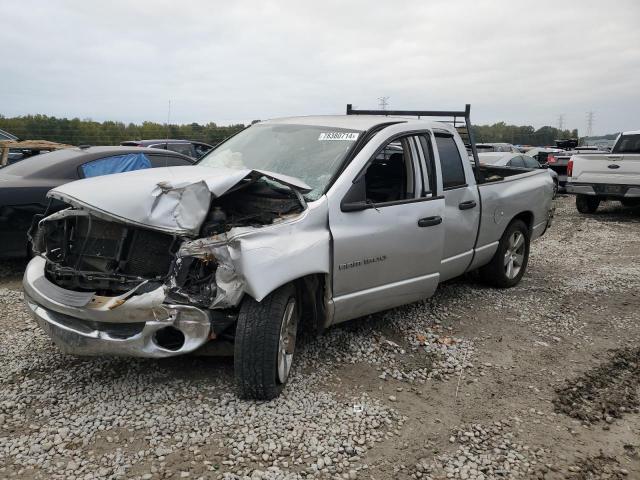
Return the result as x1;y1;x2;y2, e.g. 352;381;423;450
178;196;331;305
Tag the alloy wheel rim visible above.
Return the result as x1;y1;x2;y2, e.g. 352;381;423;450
277;298;297;384
504;231;525;279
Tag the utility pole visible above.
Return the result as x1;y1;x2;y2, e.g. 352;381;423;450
586;111;594;138
557;114;565;133
378;96;390;111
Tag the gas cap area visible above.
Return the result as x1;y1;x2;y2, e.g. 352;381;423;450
494;208;505;224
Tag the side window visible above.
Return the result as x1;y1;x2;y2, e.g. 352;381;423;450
80;153;152;178
508;156;525;168
147;154;193;167
523;156;539;169
193;143;212;158
364;136;417;204
166;143;195;158
435;134;466;189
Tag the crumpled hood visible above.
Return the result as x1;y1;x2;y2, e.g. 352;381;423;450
47;166;311;236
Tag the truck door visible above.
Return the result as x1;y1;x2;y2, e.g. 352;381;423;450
329;132;444;324
433;132;480;281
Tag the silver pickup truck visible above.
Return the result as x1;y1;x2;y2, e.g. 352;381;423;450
23;105;554;399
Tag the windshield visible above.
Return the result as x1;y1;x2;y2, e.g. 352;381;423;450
198;123;362;200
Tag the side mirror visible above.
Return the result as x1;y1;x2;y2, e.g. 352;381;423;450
540;163;549;169
340;177;369;212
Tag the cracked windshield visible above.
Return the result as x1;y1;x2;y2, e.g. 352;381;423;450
198;123;361;199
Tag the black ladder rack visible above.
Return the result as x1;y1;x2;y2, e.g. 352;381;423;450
346;103;481;182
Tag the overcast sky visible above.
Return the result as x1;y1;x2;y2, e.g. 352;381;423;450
1;0;639;134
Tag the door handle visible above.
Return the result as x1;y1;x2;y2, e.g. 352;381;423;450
458;200;477;210
608;164;620;169
418;216;442;227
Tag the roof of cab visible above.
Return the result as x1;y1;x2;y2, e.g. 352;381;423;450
263;115;456;133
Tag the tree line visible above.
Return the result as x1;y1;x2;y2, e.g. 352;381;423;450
0;114;580;147
0;115;246;147
472;122;579;146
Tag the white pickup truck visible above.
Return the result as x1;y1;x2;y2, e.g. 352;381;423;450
566;131;640;213
24;105;554;399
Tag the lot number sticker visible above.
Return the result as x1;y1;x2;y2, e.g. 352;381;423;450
318;132;359;141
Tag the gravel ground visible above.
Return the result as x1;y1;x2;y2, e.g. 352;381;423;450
1;195;639;479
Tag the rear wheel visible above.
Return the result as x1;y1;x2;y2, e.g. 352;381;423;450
234;283;299;400
480;220;530;288
576;194;600;213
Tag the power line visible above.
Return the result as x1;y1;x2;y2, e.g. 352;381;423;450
378;96;390;111
586;111;595;137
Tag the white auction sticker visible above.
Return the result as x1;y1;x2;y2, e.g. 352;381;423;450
318;132;359;141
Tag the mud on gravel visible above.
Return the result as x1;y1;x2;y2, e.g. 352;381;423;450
554;347;640;424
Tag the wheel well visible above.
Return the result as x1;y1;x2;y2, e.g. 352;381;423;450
293;274;328;337
510;211;534;234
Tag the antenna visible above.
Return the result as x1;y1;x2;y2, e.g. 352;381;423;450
378;96;390;111
557;114;565;132
166;100;171;142
586;111;594;138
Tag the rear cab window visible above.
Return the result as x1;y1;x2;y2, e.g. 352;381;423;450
613;134;640;154
434;134;466;189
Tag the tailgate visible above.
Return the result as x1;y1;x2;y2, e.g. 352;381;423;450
571;154;640;185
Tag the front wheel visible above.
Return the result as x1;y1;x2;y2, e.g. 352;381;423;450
234;283;299;400
576;194;600;213
480;220;530;288
621;198;640;208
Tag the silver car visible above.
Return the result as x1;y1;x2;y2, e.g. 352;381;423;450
478;151;559;195
24;106;554;399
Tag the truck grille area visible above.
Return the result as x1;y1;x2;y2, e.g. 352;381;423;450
41;212;179;293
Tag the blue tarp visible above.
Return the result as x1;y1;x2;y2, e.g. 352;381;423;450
81;153;152;178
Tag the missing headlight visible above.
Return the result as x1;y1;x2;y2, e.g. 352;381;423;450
167;256;218;307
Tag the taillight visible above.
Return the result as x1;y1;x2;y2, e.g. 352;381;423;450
567;158;573;177
547;154;556;164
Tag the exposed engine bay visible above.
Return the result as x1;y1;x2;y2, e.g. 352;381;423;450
36;178;305;308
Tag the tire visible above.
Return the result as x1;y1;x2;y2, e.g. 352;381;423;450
576;194;600;214
480;220;530;288
621;198;640;208
234;283;299;400
552;179;558;198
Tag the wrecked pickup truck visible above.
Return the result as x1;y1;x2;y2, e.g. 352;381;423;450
23;105;554;399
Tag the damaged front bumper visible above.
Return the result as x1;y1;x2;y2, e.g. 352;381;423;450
23;256;212;358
